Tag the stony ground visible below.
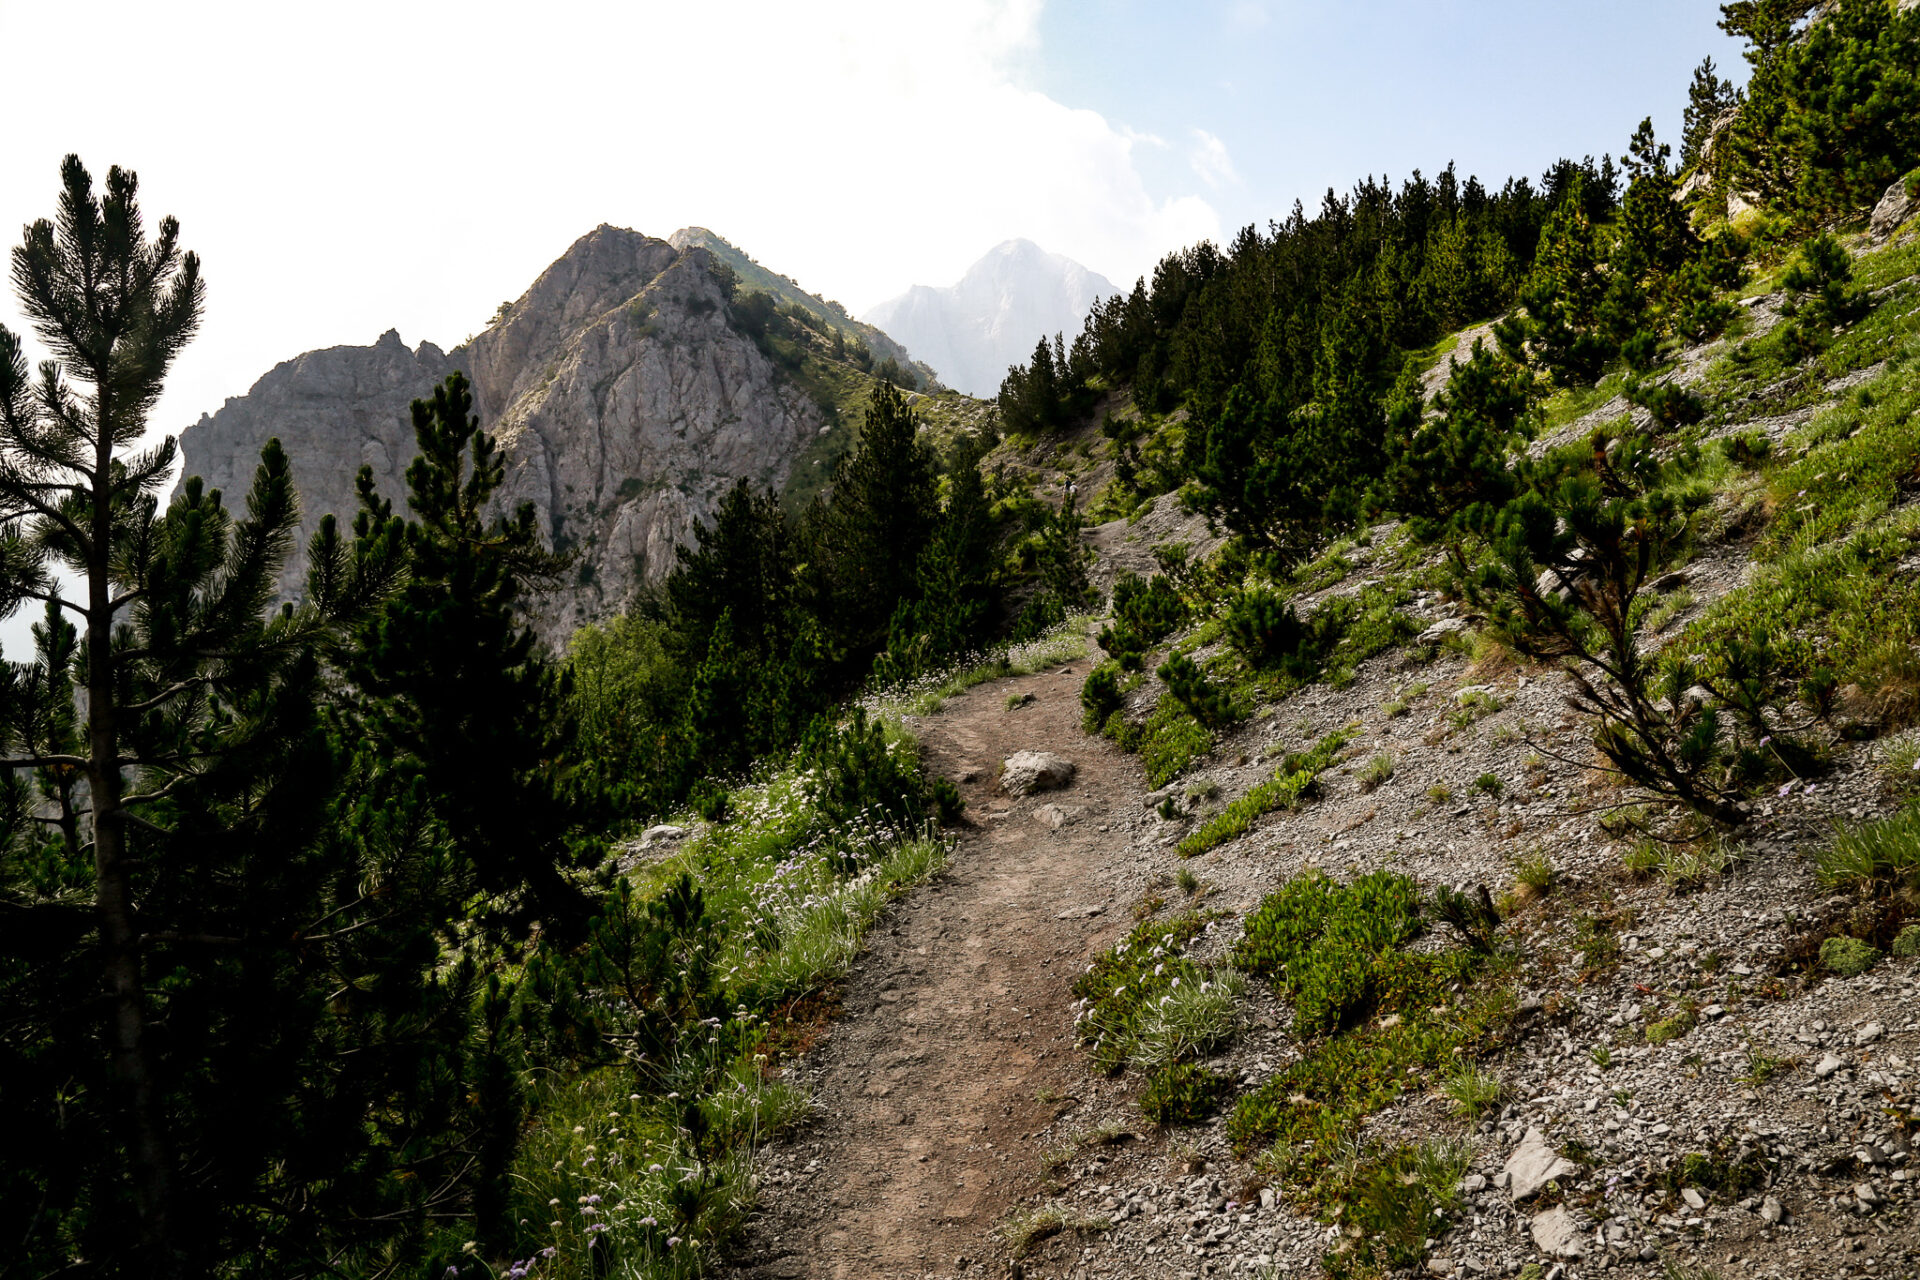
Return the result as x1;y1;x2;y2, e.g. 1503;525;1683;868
727;611;1920;1280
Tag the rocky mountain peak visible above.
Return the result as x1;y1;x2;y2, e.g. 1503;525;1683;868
174;226;840;643
864;240;1118;397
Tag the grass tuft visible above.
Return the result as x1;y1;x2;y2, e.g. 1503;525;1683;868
1177;729;1354;857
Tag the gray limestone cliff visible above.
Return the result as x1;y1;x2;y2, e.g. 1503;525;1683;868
176;226;835;642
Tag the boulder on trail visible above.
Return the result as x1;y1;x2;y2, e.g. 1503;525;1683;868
1001;751;1076;796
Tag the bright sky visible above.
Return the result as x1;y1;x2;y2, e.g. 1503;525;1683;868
0;0;1743;444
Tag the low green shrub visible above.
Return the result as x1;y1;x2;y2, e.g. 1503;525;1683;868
1140;1062;1231;1126
1894;924;1920;958
1821;935;1882;977
1232;870;1426;1035
1135;693;1215;787
1662;1145;1769;1202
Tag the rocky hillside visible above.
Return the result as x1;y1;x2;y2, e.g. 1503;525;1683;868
176;226;958;641
865;239;1118;397
707;201;1920;1280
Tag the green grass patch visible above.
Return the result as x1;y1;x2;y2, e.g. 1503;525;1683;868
1177;728;1354;857
1760;361;1920;558
864;615;1093;719
1070;912;1214;1074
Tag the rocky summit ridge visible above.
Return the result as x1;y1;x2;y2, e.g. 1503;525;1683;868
177;226;865;641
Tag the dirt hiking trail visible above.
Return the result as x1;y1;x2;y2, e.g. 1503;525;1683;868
728;661;1144;1279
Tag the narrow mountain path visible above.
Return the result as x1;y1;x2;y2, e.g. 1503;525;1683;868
728;662;1147;1279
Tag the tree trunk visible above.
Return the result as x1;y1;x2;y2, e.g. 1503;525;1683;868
87;404;177;1275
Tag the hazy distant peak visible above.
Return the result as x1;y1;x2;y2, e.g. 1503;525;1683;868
864;242;1117;397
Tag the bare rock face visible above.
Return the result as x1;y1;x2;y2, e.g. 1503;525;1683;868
177;328;457;592
1872;176;1917;239
175;226;832;642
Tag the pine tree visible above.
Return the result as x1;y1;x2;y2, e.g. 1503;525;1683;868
1378;339;1537;544
0;157;408;1275
665;476;796;665
1724;0;1920;217
354;372;594;939
819;380;939;653
882;432;998;673
1680;57;1738;173
1186;386;1328;565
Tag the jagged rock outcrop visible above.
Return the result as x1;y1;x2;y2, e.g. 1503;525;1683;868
1872;175;1917;239
177;328;458;586
176;226;837;642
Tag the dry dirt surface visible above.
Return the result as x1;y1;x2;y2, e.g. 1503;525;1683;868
724;662;1150;1280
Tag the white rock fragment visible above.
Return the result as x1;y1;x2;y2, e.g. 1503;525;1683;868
1529;1206;1586;1258
1503;1129;1580;1202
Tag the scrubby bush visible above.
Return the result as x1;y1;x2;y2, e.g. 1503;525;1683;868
801;708;935;826
1098;571;1185;669
1463;425;1773;826
1224;587;1307;670
1157;652;1236;728
1782;234;1868;329
1625;375;1706;429
1113;571;1186;641
1821;935;1881;978
1080;659;1127;732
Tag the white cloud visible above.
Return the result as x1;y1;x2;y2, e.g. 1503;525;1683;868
0;0;1220;438
1189;128;1242;189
